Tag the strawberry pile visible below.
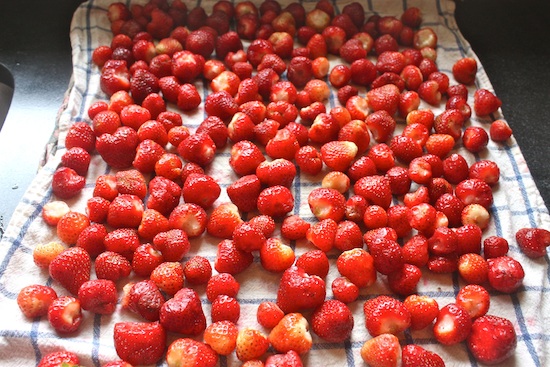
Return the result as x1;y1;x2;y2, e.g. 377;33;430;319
15;0;550;366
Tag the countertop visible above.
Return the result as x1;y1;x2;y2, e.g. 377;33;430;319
0;0;549;234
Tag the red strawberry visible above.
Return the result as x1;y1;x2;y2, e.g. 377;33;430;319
130;68;159;104
49;247;91;295
281;214;311;241
207;202;244;239
402;344;445;367
204;90;239;122
229;140;266;176
113;321;166;366
76;223;107;258
295;249;329;278
452;57;477;85
51;167;86;200
331;276;360;304
387;263;422;296
256;158;297;188
265;128;300;161
366;238;404;275
257;185;295;218
276;266;326;313
132;139;165;174
354;175;393;209
47;296;83;334
311;300;354;343
61;147;91;176
65;121;96;153
306;218;337;252
308;187;346;222
456;284;490;319
56;211;90;246
121;280;165;322
177;132;217;167
203;320;238;356
516;227;550;258
265;350;304;367
96;126;139;169
17;284;58;318
433;303;472;345
78;279;118;315
131;243;164;277
146;176;181;217
227;174;262;213
160;288;206;336
487;256;525;293
107;194;144;229
336;248;376;288
150;261;184;297
257;301;285;329
295;145;323;175
100;60;131;96
363;295;411;337
168;203;208;238
269;313;313;355
103;228;140;260
467;315;517;364
473;88;502;117
166;338;218;367
236;328;270;362
360;333;402;367
93;174;118;201
94;251;132;282
259;237;295;273
85;196;110;223
367;84;400;116
37;351;80;367
211;294;240;324
183;255;212;285
182;173;221;209
403;294;439;331
206;272;240;303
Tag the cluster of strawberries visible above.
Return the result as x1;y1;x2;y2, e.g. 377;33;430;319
14;0;550;366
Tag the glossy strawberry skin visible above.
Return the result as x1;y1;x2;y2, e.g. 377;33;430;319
114;321;166;366
49;247;91;295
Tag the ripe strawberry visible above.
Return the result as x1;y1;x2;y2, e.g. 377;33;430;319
17;284;58;318
367;237;405;275
86;196;110;223
177;132;217;167
257;301;285;329
100;60;131;97
306;218;337;252
265;350;303;367
489;119;513;142
33;241;66;270
42;200;71;227
150;262;184;297
206;202;244;239
132;243;164;277
473;88;502;117
336;248;377;288
160;288;207;336
469;159;500;186
354;175;393;209
458;253;489;285
204;320;239;356
107;194;144;229
211;294;240;324
61;147;91;177
169;203;208;238
259;238;295;273
257;185;294;218
49;247;91;295
114;321;166;366
269;312;313;355
483;235;509;259
78;279;117;315
467;315;517;364
226;175;261;213
95;251;132;282
308;187;346;222
132;139;165;174
48;296;83;334
363;295;411;337
360;333;402;367
367;84;400;116
295;145;323;175
433;303;472;345
311;300;354;343
96;126;139;169
403;294;439;331
456;284;490;319
236;327;270;362
516;227;550;258
256;158;296;188
452;57;477;85
37;350;80;367
487;256;525;293
75;223;107;258
103;228;140;260
166;338;218;367
214;239;253;275
51;167;86;200
402;344;445;367
65;121;96;153
387;263;422;296
276;266;326;313
281;214;310;241
455;178;493;209
121;279;165;322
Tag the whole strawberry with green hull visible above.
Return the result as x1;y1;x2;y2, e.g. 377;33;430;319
114;321;166;366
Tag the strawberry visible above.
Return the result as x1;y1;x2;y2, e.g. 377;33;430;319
51;167;86;200
483;235;509;259
367;84;400;116
103;228;140;260
433;303;472;345
132;243;164;277
41;200;71;226
265;350;304;367
211;294;240;324
182;173;221;209
473;88;502;117
61;147;91;176
367;238;404;275
114;321;166;366
160;288;207;336
281;214;311;241
204;320;239;356
456;284;490;319
467;315;517;364
169;202;208;238
85;196;110;223
487;256;525;293
177;132;217;167
403;294;439;331
295;145;323;175
354;175;393;209
93;174;118;201
47;296;83;334
138;208;170;241
207;202;244;239
269;312;313;355
183;255;212;285
259;237;295;273
37;351;80;367
78;279;117;315
33;241;66;269
331;276;360;304
205;272;240;303
236;328;270;362
121;279;165;322
401;234;429;268
146;176;181;216
96;126;139;169
402;344;445;367
150;261;184;297
360;333;402;367
95;251;132;282
458;253;489;285
215;239;255;275
204;90;239;122
256;158;296;188
311;300;354;343
132;139;165;174
363;295;411;337
75;223;107;258
308;187;346;223
257;301;285;329
196;116;229;149
65;121;96;153
257;185;295;218
56;211;90;246
320;140;358;172
227;174;262;213
295;249;329;278
107;194;144;229
516;227;550;258
49;247;91;295
387;263;422;296
276;266;326;313
100;60;131;97
336;248;377;288
166;338;218;367
452;57;477;85
455;178;493;209
306;218;337;252
489;119;513;142
17;284;58;318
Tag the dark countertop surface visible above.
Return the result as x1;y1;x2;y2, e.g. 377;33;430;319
0;0;549;234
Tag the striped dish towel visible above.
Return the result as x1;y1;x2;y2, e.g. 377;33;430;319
0;0;549;366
